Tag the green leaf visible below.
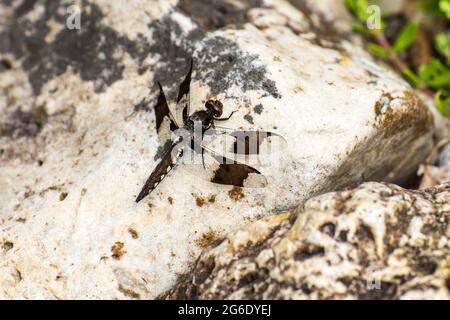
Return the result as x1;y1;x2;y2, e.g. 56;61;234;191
420;0;442;14
436;33;450;61
345;0;370;22
345;0;385;32
367;43;389;58
392;22;418;53
435;90;450;118
419;59;450;88
402;68;421;87
351;22;372;35
440;0;450;19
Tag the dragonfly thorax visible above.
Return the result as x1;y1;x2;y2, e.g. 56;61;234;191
187;110;214;131
186;100;223;131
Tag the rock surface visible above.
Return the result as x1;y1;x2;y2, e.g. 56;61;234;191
166;182;450;300
0;0;436;299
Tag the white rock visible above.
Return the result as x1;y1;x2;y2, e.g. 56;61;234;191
0;0;435;298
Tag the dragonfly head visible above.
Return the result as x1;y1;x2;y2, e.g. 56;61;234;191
205;100;223;117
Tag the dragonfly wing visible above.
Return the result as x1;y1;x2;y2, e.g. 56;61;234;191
180;142;267;188
204;127;287;158
176;58;193;122
155;82;179;134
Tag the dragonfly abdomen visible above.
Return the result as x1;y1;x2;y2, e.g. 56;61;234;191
135;144;183;202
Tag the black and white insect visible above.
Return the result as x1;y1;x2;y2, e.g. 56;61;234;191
135;59;286;203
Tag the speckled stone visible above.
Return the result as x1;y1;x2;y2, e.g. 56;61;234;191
166;182;450;300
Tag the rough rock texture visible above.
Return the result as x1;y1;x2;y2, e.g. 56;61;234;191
166;182;450;300
0;0;436;299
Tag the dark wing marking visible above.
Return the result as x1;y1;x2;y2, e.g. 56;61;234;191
155;82;179;133
206;147;266;187
180;142;267;188
177;59;193;103
204;127;287;155
210;161;262;187
136;142;183;202
177;59;193;122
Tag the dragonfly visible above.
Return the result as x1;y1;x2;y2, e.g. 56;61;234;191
135;59;286;203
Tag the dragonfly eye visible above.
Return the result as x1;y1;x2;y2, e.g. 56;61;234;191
205;100;223;117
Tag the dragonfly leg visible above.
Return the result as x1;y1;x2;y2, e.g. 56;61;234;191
202;147;206;169
182;106;189;123
214;110;236;121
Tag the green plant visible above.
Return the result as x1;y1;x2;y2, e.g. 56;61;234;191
346;0;450;118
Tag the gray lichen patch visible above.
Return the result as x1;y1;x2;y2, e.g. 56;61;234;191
177;0;266;31
243;114;254;124
0;106;48;139
1;1;280;104
253;103;263;114
198;36;281;99
0;1;149;95
0;98;76;163
146;13;281;102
